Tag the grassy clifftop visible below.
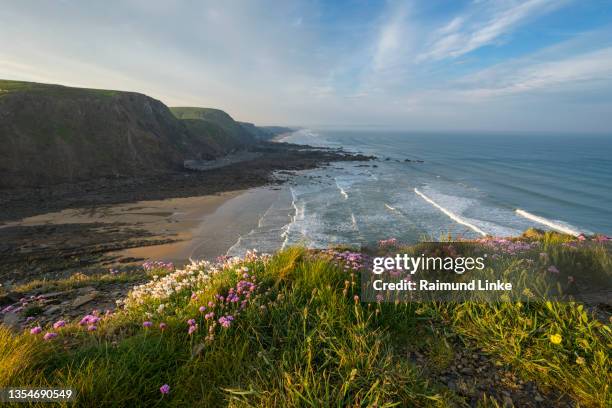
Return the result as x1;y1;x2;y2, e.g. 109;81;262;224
1;233;610;407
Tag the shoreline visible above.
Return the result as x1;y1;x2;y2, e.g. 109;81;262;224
0;141;373;285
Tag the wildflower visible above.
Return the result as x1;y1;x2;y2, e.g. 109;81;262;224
576;356;586;365
53;320;66;329
159;384;170;394
191;292;198;300
577;234;586;241
43;332;58;341
25;316;35;323
159;322;167;331
549;333;562;345
79;315;100;326
188;324;198;335
354;295;360;304
199;306;206;313
547;265;560;274
30;326;42;335
218;315;234;328
87;325;97;331
208;301;215;308
187;319;196;326
143;321;153;328
204;312;214;320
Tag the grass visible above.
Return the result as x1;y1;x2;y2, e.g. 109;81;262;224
0;79;119;98
0;236;610;407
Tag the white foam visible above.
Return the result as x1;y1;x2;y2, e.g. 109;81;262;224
414;188;488;236
335;179;349;200
515;209;581;236
384;203;396;211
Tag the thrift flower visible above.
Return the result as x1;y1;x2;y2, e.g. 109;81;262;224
549;333;562;345
160;384;170;394
187;319;196;326
43;332;58;341
188;324;198;335
143;321;153;328
199;306;206;313
30;326;42;335
87;325;97;331
159;322;167;331
53;320;66;329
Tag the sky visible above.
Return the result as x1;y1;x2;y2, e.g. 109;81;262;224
1;0;611;132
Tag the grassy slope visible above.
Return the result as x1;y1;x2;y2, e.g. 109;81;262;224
0;80;120;97
0;236;610;407
170;107;256;150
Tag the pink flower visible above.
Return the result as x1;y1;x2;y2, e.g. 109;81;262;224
218;315;234;328
159;322;167;330
188;324;198;335
53;320;66;329
199;306;206;313
204;312;214;320
208;301;215;308
354;295;360;303
79;315;100;326
548;265;560;274
43;332;58;341
187;319;196;326
159;384;170;394
30;326;42;335
577;234;586;241
87;325;97;331
143;321;153;328
191;292;198;300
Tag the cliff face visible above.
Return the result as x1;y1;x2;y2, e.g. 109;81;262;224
0;81;265;188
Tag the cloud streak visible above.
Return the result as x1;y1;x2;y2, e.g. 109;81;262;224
419;0;569;61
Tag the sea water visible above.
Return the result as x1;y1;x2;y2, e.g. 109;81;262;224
227;129;612;256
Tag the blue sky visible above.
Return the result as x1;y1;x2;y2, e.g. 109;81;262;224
1;0;611;132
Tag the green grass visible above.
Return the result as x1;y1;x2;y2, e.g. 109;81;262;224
0;238;610;407
0;79;119;98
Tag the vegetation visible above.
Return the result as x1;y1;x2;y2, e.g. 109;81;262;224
0;234;610;407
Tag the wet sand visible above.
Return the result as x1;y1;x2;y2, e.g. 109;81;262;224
5;187;286;267
122;187;285;262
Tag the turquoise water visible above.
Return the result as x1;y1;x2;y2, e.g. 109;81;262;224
228;129;612;255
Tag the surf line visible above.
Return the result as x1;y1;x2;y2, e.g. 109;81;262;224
414;188;488;237
515;209;580;237
335;179;349;200
384;203;396;211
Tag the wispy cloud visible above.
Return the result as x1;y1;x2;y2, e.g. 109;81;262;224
419;0;569;61
458;47;612;99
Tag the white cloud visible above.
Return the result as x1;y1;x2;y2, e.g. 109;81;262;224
456;47;612;99
419;0;569;61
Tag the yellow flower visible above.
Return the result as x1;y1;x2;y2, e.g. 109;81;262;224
550;333;563;345
576;356;586;365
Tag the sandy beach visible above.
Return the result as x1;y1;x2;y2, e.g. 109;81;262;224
5;186;287;267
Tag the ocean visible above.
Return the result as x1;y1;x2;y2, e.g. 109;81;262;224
226;129;612;256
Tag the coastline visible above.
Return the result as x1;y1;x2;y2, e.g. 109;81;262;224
0;140;372;285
